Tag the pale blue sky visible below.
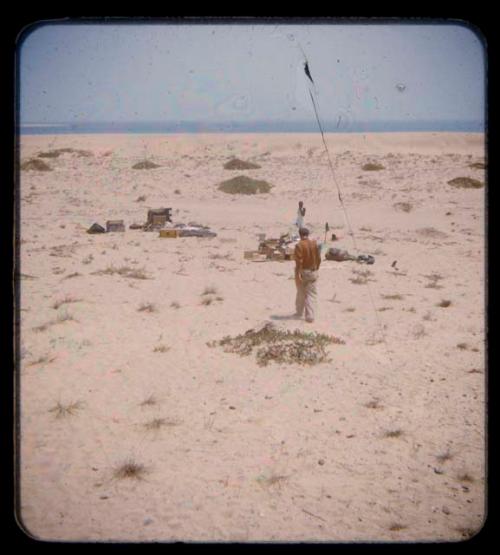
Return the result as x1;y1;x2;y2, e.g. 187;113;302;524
19;21;485;125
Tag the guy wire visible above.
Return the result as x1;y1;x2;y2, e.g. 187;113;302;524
307;86;397;366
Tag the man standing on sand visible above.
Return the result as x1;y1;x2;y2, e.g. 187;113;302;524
294;227;321;323
295;201;306;229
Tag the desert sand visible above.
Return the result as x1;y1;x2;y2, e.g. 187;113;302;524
17;132;486;542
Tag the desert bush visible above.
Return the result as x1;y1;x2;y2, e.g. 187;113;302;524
223;158;261;170
21;159;52;171
447;177;484;189
217;175;272;195
362;162;385;171
132;160;161;170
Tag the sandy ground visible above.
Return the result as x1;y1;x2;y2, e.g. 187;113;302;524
17;132;486;542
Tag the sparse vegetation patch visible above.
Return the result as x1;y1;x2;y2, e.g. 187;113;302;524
208;322;344;367
92;265;150;280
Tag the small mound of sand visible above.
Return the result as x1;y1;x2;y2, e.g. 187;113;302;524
21;159;52;171
223;158;261;170
218;175;272;195
362;162;385;171
448;177;484;189
132;160;161;170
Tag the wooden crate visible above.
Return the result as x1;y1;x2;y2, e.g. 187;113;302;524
106;220;125;232
159;229;179;238
147;208;172;225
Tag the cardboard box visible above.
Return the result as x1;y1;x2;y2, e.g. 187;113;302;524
106;220;125;232
159;229;179;238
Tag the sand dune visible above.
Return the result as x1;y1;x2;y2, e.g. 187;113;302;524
18;132;485;542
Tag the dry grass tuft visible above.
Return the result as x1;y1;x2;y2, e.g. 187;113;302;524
456;342;469;350
63;272;82;280
457;472;475;483
218;175;272;195
135;195;147;202
202;286;218;296
92;265;150;280
256;473;290;490
209;323;344;366
436;451;453;463
52;296;81;310
383;429;403;439
448;177;484;189
381;293;404;301
49;400;84;418
28;354;56;367
140;395;158;407
113;459;148;480
138;302;157;313
143;417;181;431
364;399;383;410
388;523;407;532
33;322;52;333
437;299;452;308
153;344;170;353
423;273;444;289
170;301;181;309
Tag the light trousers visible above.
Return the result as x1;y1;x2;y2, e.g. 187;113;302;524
295;269;318;321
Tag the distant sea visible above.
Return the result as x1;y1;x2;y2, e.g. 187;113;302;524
19;120;484;135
